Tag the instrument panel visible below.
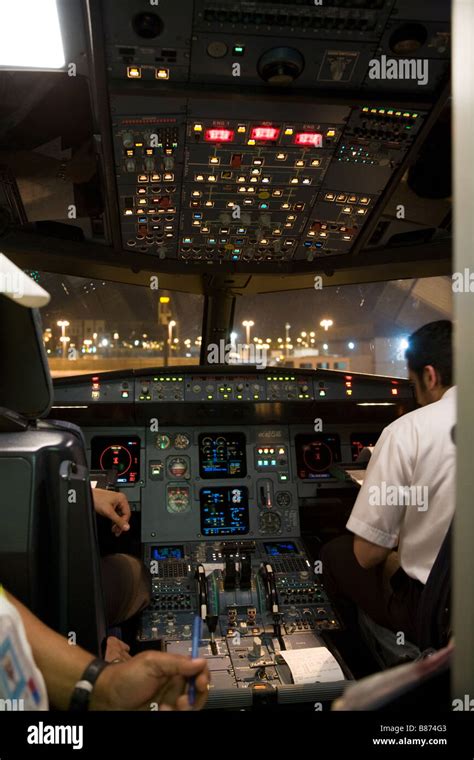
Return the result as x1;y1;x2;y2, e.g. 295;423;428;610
51;367;414;706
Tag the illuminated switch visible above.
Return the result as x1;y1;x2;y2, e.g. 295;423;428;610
325;192;335;201
127;66;141;79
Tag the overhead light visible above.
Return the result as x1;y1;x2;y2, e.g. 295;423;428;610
0;0;65;69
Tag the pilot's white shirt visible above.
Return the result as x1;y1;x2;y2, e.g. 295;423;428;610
346;386;456;584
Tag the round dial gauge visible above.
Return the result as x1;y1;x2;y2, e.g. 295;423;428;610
275;491;291;509
259;511;281;534
174;433;191;450
155;434;171;450
167;456;189;478
166;485;191;514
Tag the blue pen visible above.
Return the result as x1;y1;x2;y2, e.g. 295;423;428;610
188;615;202;706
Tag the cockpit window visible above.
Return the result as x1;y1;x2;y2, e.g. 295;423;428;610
36;271;451;378
35;272;204;377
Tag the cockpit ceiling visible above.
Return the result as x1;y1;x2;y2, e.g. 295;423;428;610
0;0;451;290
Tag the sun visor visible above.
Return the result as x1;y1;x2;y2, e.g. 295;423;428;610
0;255;53;419
0;253;50;308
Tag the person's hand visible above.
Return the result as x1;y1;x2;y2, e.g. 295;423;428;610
104;636;131;663
92;488;131;536
91;651;210;711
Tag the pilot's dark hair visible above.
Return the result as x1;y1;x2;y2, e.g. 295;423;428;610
405;320;453;387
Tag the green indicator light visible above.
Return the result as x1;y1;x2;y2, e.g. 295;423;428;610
233;45;245;56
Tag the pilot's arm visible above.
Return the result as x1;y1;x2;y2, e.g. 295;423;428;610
5;590;210;710
346;424;412;570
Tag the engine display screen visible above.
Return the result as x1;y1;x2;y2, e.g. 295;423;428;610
200;486;249;536
295;433;341;480
263;541;298;556
151;545;184;561
90;435;140;484
350;432;380;461
199;433;247;478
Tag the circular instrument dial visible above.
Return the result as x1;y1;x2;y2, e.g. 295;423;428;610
275;491;291;509
174;433;191;450
259;511;282;534
167;456;189;478
166;485;191;514
155;434;171;450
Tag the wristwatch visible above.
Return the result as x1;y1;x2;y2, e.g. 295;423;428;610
69;658;110;711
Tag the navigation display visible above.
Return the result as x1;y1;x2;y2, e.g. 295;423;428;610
295;433;341;480
200;486;249;536
350;432;380;461
90;435;140;484
199;433;247;478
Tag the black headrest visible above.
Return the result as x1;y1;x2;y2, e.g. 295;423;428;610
0;295;53;419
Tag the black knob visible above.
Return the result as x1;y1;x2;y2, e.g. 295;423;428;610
258;47;305;85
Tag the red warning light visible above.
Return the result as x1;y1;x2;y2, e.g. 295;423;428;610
204;128;235;142
294;132;323;147
250;126;280;141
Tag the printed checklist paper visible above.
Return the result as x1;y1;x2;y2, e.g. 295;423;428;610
281;647;345;684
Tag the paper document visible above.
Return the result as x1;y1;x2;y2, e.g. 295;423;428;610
345;469;365;487
280;647;345;684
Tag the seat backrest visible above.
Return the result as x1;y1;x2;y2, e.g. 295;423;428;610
416;524;452;651
0;292;107;653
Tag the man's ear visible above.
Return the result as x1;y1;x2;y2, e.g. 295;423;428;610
423;365;439;390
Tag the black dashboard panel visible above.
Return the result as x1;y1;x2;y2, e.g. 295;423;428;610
52;367;414;544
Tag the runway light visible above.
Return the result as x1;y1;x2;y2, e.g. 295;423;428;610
294;132;323;147
0;0;65;69
250;126;280;141
204;128;234;142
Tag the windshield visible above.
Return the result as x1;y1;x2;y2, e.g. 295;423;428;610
36;272;451;378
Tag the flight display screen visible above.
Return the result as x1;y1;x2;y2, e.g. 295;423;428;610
295;433;342;480
350;432;380;461
199;433;247;478
151;545;185;560
263;541;298;556
200;486;249;536
90;435;140;484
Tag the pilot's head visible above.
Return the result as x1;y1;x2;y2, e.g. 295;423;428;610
405;320;453;406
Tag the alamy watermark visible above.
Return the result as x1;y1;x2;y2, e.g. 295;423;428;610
452;268;474;292
207;339;269;369
0;267;25;300
368;482;429;512
368;55;428;86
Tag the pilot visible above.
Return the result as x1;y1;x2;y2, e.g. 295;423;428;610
91;487;151;659
321;320;455;647
0;586;209;711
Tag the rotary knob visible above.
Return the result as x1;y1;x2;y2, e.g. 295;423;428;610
258;47;305;85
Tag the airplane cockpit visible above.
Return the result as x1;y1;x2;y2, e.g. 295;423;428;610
1;0;473;745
